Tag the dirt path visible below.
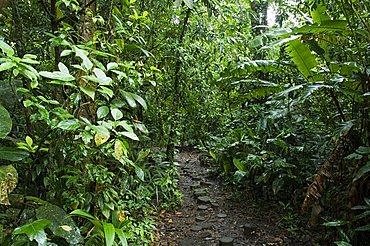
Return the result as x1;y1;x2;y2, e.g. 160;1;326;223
156;151;311;245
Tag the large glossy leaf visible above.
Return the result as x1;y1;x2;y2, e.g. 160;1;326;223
0;40;14;56
36;204;82;244
286;39;317;79
57;119;80;131
74;46;93;70
39;71;75;82
97;106;109;119
0;147;29;161
13;219;51;245
103;222;115;246
0;104;12;138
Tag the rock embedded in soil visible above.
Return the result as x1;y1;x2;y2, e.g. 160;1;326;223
198;205;208;210
211;202;220;207
190;225;203;231
243;223;257;238
199;231;212;238
195;216;206;222
219;236;234;246
197;196;212;203
217;213;227;218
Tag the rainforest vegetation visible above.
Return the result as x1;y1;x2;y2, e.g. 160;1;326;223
0;0;369;245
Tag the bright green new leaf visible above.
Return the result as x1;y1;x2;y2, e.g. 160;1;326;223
103;222;115;246
0;104;12;138
25;136;33;146
0;40;14;56
13;219;51;245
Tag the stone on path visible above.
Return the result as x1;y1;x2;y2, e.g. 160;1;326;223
199;231;212;238
217;213;227;218
195;216;206;221
190;225;202;231
197;196;211;203
197;205;208;210
219;236;234;246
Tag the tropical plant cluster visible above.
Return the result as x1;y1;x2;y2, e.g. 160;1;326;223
0;0;369;245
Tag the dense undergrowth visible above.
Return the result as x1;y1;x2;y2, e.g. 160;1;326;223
0;0;369;245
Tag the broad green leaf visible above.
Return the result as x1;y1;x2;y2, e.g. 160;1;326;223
121;91;137;108
39;71;75;82
98;86;114;98
69;209;102;230
120;131;139;141
233;158;245;172
58;62;69;74
13;219;51;245
36;204;82;244
0;104;12;138
60;49;72;57
135;165;144;181
183;0;193;9
107;62;118;70
286;39;317;79
295;20;347;34
0;40;14;56
102;222;115;246
130;93;147;110
93;68;112;85
111;108;123;121
353;161;370;182
95;132;110;146
74;47;93;70
57;119;80;131
135;123;148;134
356;146;370;155
97;106;109;119
80;86;95;100
115;228;128;246
114;140;124;160
0;147;29;161
0;61;15;72
355;224;370;232
117;121;133;132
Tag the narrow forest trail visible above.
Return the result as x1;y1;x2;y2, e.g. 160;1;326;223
156;151;311;246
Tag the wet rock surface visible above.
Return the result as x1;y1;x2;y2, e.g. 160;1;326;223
157;151;312;245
